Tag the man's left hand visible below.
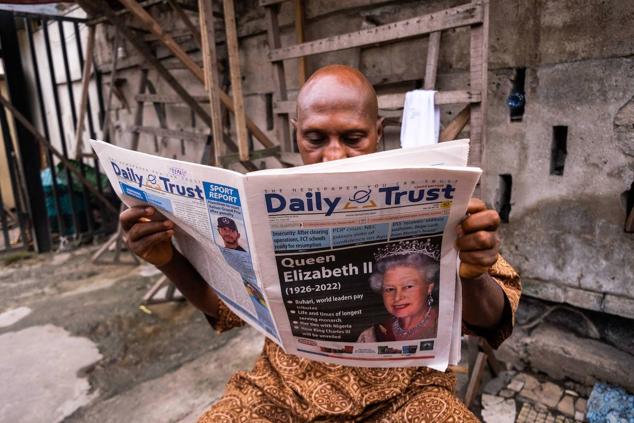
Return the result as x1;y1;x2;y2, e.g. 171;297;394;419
456;198;501;280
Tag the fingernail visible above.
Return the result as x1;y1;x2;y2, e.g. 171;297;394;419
164;220;173;228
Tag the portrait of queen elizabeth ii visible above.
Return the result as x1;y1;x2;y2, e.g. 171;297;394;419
357;239;440;343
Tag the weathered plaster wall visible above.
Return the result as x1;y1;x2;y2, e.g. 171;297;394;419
83;0;633;316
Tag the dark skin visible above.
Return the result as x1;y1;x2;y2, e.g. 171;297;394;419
121;64;505;331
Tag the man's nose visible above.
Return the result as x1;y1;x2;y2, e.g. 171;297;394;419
322;138;346;162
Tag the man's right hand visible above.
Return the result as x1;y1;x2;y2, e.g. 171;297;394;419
120;206;175;267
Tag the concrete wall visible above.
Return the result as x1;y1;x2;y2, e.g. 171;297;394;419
54;1;633;317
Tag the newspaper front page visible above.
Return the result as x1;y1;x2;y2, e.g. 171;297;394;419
91;139;480;370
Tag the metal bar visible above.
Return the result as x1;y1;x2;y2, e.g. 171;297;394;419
43;19;80;236
26;17;65;237
60;20;95;237
73;24;96;158
0;178;10;250
269;2;483;62
0;104;28;249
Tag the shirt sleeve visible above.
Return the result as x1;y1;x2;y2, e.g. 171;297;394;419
204;300;246;334
462;254;522;349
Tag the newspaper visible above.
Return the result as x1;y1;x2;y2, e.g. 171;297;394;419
91;139;480;370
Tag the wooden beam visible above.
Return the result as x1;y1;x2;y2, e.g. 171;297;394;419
265;5;291;151
273;90;481;114
129;69;149;151
468;0;489;169
88;0;163;25
440;105;470;142
73;25;96;159
294;0;306;84
259;0;288;5
0;94;117;215
269;2;483;61
131;126;210;143
424;31;441;89
223;0;249;162
463;351;487;407
135;93;209;103
117;0;277;151
199;0;225;166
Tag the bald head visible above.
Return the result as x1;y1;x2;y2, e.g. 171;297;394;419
297;64;379;122
293;65;383;164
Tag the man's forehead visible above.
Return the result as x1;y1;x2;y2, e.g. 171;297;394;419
297;77;376;122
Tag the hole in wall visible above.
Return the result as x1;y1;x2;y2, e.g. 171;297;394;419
265;93;274;131
497;174;512;223
623;181;634;233
507;68;526;122
550;125;568;176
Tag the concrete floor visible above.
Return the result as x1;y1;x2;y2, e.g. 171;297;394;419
1;243;630;423
0;245;263;423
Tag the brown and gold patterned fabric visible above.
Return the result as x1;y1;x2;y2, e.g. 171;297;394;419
199;255;521;423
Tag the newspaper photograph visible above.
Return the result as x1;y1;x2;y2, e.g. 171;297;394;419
91;139;480;369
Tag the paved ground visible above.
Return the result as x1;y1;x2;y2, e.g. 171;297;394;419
0;245;262;423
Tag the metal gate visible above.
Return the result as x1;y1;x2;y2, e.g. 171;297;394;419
0;8;118;254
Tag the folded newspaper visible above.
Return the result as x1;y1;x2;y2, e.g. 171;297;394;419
91;139;480;370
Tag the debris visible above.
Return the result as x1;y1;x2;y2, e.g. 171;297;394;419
557;395;575;417
481;394;516;423
520;380;563;408
586;383;634;423
138;305;153;315
483;370;515;395
499;389;515;398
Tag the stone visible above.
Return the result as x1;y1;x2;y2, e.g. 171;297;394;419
484;370;515;395
564;389;579;397
557;395;575;417
603;294;634;320
575;398;587;413
575;411;584;421
0;306;31;328
481;394;517;423
520;380;563;408
499;389;515;398
525;325;634;392
507;378;525;392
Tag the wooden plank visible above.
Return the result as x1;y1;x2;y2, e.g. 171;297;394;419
135;93;209;104
88;0;163;25
223;0;249;162
0;93;118;214
220;146;281;167
625;208;634;233
468;0;489;169
129;69;149;151
131;126;210;143
166;0;201;50
259;0;288;6
199;0;225;166
265;5;292;151
463;351;487;407
273;90;481;114
72;25;96;159
269;2;483;61
294;0;306;84
102;31;120;142
439;105;470;142
424;31;441;89
117;0;277;151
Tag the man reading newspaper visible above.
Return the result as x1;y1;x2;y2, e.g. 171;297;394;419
120;65;521;422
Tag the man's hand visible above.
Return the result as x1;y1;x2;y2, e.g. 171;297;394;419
120;206;175;267
456;198;501;279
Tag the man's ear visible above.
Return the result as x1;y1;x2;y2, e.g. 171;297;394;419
376;116;385;143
